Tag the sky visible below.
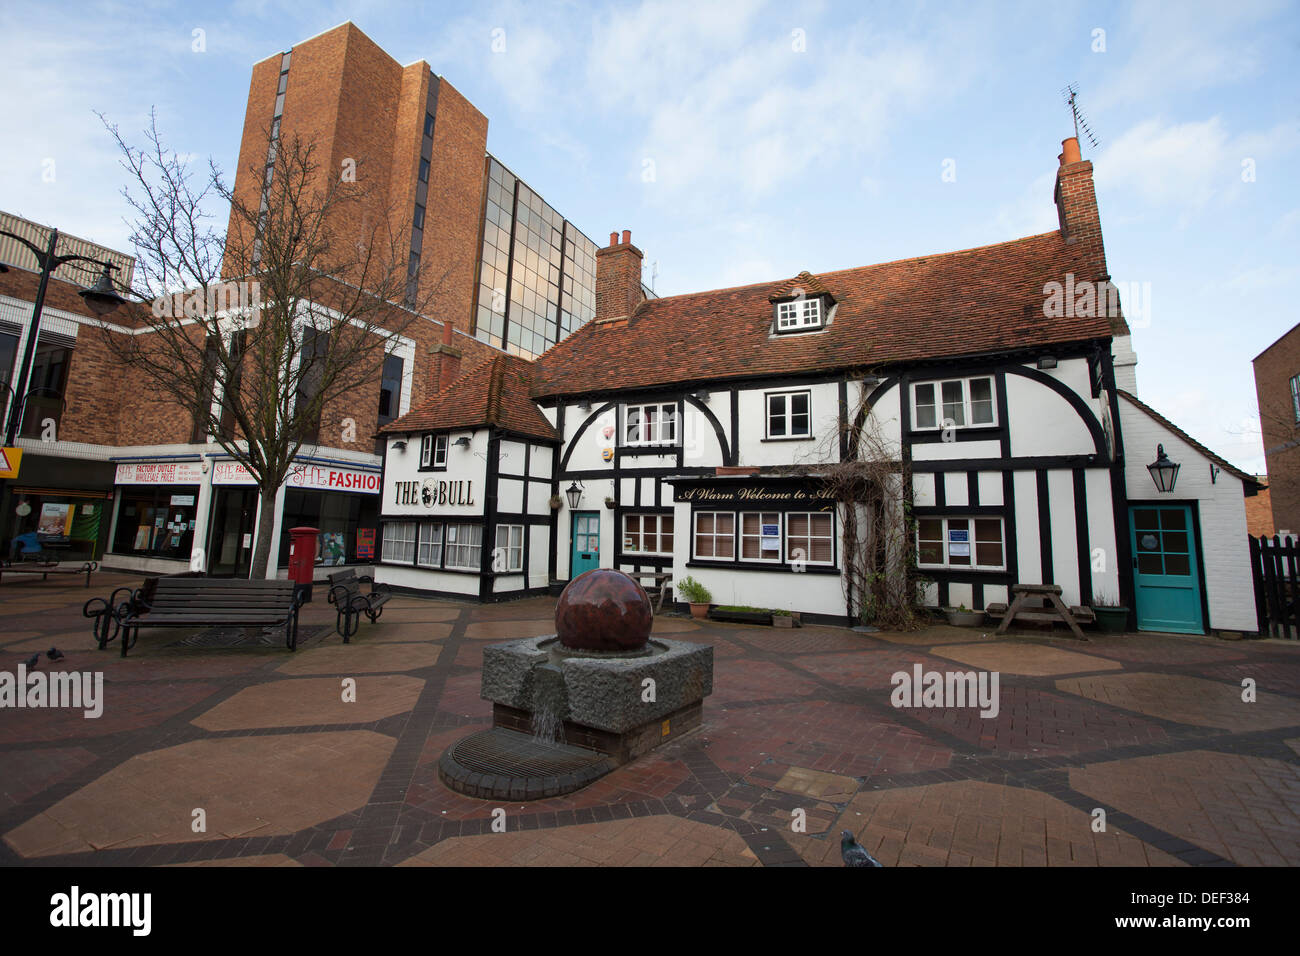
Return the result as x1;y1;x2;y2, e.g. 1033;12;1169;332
1;0;1296;474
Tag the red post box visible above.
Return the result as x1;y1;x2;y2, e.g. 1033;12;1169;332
287;526;319;603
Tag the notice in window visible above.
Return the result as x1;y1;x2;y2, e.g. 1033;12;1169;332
761;524;779;537
948;528;970;557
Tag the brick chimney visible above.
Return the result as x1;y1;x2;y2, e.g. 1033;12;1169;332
595;229;644;325
427;319;463;397
1053;136;1102;244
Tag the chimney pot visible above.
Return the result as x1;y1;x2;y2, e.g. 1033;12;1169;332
622;229;631;246
1060;137;1082;166
609;231;618;246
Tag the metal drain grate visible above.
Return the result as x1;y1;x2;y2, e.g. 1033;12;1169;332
450;728;605;777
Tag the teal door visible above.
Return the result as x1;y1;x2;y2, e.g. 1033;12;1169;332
1129;504;1204;634
570;512;600;578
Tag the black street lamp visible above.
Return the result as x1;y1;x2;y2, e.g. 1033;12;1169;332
0;228;127;448
1146;443;1180;493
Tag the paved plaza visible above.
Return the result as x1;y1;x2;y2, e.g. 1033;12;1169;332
1;572;1298;867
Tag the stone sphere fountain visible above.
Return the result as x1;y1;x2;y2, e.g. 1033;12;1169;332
439;569;714;800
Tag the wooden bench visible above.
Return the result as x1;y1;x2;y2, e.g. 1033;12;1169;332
0;559;98;588
625;570;673;613
115;578;302;657
327;569;390;642
994;584;1090;641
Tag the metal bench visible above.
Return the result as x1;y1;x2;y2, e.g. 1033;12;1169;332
0;559;98;588
327;569;390;642
115;578;302;657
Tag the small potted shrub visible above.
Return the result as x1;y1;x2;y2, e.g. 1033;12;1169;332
944;603;986;627
604;496;616;510
676;575;712;619
1091;590;1129;633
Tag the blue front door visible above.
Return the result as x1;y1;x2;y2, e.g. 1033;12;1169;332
570;512;600;578
1129;504;1204;634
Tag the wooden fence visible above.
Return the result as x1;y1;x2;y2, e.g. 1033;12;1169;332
1248;535;1300;638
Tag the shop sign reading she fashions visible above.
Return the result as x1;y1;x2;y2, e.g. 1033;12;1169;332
211;461;381;493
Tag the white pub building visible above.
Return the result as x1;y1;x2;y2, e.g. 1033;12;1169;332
376;138;1261;635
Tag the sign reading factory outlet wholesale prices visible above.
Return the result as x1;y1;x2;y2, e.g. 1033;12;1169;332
210;461;382;494
115;462;206;484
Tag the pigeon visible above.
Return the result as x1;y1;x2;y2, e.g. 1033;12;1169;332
24;653;40;670
47;647;64;662
841;830;883;867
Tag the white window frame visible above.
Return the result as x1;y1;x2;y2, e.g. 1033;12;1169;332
692;511;735;560
434;434;448;467
623;403;677;446
417;521;443;567
912;376;996;430
495;524;524;572
420;434;433;467
445;522;483;570
915;516;1005;570
739;512;783;563
765;390;812;439
785;512;835;566
382;521;417;564
623;513;674;556
1291;375;1300;424
774;297;823;332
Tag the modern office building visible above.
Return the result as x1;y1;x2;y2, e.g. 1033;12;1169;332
228;21;601;363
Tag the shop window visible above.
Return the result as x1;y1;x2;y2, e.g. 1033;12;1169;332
916;516;1004;570
766;390;811;438
418;522;443;567
693;512;734;559
495;524;524;572
112;486;198;559
740;512;782;562
445;522;483;570
276;489;377;567
623;513;674;555
786;512;834;566
912;377;995;430
382;521;416;564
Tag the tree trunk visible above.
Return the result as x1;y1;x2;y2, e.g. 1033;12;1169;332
249;484;279;580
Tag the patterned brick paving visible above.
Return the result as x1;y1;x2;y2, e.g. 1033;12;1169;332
1;579;1297;867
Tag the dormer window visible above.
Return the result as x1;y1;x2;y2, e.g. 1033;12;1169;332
774;297;824;333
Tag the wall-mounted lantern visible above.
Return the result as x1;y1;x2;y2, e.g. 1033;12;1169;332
1146;444;1180;493
565;481;584;509
453;436;471;450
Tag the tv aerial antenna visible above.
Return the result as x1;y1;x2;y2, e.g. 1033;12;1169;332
1061;84;1099;150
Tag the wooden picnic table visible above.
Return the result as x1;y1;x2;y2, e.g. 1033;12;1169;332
993;583;1090;641
624;570;673;613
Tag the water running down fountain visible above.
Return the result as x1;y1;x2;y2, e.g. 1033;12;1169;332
440;569;715;800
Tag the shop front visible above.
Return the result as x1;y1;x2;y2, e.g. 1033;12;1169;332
2;455;116;561
107;461;206;573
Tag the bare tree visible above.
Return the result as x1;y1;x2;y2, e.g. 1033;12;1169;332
97;111;450;579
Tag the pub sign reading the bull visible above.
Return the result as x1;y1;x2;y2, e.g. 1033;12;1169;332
392;478;476;508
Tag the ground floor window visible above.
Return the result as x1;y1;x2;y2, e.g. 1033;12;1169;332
112;485;199;559
693;512;735;559
623;513;674;555
917;516;1004;569
276;489;379;567
445;522;483;570
382;521;416;563
740;511;782;562
7;491;109;560
418;522;444;567
495;524;524;571
786;512;834;565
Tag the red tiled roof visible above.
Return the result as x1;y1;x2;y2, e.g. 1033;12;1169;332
768;270;833;302
532;231;1119;398
380;354;557;442
1118;390;1260;489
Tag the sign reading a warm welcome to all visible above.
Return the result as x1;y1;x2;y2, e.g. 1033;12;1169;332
672;480;835;508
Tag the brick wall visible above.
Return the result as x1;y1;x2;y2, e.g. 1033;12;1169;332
1253;326;1300;533
595;231;644;324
